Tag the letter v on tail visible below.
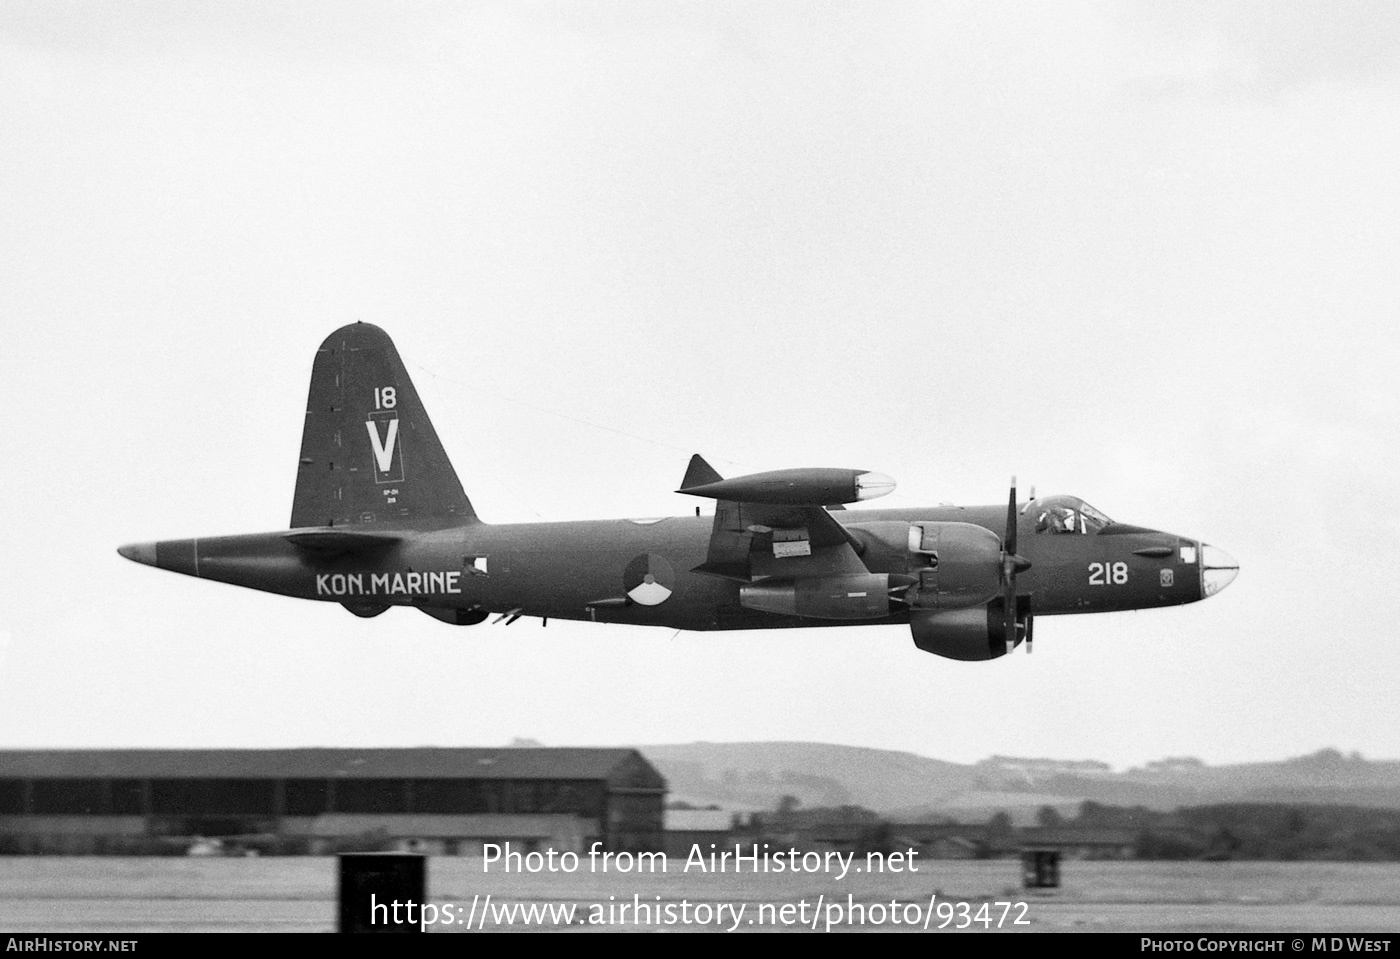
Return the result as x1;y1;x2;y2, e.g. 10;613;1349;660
367;417;400;475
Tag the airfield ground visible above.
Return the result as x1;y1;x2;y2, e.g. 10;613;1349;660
0;858;1397;933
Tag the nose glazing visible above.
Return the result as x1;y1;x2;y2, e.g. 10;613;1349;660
1201;544;1239;597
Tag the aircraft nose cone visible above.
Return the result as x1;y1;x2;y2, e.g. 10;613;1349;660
1201;544;1239;597
117;542;158;567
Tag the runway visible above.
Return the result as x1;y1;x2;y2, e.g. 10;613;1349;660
1;858;1396;933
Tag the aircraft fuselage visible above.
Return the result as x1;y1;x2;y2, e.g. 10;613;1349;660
123;505;1220;631
119;322;1237;659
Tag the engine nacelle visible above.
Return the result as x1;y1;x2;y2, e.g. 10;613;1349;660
904;522;1003;610
741;573;892;620
910;606;1020;661
846;520;1003;611
417;606;489;626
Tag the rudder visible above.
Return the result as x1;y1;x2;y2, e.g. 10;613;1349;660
290;323;477;529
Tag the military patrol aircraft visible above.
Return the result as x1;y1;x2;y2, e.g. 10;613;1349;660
118;323;1238;661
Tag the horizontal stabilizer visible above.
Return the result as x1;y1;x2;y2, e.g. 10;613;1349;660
284;528;403;555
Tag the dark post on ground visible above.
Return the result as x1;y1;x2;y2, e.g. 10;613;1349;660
338;852;427;933
1022;850;1061;890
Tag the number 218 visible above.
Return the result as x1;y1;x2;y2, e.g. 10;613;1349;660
1089;562;1128;585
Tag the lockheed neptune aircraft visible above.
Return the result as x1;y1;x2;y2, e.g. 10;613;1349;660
119;323;1238;661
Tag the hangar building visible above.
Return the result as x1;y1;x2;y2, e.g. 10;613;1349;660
0;748;665;855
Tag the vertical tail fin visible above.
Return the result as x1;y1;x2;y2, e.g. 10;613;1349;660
290;323;478;529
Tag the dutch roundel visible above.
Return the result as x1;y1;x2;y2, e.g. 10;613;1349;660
623;554;676;606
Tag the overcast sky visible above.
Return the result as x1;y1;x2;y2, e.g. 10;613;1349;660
2;1;1396;769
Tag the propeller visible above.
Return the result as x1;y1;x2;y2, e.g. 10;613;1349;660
1002;477;1032;655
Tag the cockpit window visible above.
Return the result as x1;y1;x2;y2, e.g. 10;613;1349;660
1079;502;1112;532
1036;506;1079;534
1034;497;1113;535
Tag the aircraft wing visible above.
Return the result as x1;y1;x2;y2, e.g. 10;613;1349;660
679;455;872;582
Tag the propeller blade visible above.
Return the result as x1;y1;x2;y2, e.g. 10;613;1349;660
1003;477;1019;653
1005;476;1018;557
1003;575;1016;654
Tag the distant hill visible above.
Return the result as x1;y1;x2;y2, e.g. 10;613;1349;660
634;741;976;813
632;743;1400;821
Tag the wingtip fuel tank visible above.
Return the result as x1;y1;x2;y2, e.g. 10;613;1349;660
678;467;895;506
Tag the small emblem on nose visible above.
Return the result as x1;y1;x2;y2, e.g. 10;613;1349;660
1160;568;1174;588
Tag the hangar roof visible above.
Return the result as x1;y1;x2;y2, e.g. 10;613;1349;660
0;748;665;788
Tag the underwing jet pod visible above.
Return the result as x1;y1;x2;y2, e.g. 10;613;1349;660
118;323;1238;661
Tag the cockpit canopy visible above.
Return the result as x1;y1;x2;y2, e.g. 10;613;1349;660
1033;495;1113;535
